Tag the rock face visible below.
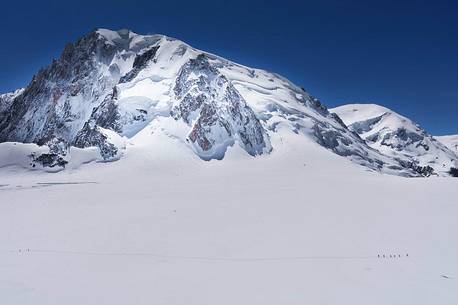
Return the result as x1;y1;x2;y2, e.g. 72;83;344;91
172;54;271;159
0;89;24;115
0;31;121;144
73;87;122;160
332;104;458;176
0;28;450;176
0;29;149;163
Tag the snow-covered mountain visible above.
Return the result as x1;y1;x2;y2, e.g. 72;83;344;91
1;29;458;305
435;134;458;153
0;29;454;177
0;88;24;115
332;104;457;176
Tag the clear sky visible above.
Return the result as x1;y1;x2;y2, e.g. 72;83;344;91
1;0;457;135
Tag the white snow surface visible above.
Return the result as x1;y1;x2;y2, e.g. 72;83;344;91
436;134;458;154
0;133;457;305
332;104;457;176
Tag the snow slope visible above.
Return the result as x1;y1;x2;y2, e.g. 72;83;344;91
436;134;458;154
332;104;457;176
0;134;457;305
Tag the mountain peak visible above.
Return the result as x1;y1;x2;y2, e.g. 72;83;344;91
96;28;137;41
332;103;457;176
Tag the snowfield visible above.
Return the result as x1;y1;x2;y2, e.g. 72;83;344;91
1;132;457;305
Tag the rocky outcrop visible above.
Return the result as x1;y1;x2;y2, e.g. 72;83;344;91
73;123;118;160
0;31;126;145
120;46;160;83
172;54;271;159
0;30;138;165
73;88;121;160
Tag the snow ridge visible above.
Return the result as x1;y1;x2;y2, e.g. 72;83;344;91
435;134;458;154
332;104;458;176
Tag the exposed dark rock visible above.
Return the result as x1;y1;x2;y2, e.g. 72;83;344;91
172;54;270;158
120;46;160;83
398;160;435;177
73;122;118;160
30;153;68;168
380;128;425;151
449;167;458;177
329;113;348;129
88;88;122;133
349;114;386;135
0;30;124;145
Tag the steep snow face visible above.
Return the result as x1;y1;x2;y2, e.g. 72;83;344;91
332;104;458;176
0;29;420;175
0;88;24;114
436;135;458;154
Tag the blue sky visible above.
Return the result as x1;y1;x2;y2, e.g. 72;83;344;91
1;0;457;135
